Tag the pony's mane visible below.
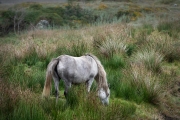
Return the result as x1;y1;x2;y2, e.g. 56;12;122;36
85;53;108;90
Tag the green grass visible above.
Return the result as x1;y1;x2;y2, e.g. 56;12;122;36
10;100;48;120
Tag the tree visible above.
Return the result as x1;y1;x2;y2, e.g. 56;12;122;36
13;8;26;34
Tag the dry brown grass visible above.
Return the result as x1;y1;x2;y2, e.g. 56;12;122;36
0;23;133;61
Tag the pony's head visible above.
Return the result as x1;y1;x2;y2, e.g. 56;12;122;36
98;85;110;105
87;53;110;105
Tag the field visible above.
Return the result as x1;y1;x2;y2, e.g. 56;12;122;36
0;0;180;120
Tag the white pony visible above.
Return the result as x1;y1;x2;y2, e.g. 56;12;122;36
42;53;110;105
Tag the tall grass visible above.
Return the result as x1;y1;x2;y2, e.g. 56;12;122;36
131;48;164;73
100;39;127;57
45;85;136;120
127;64;162;104
10;100;48;120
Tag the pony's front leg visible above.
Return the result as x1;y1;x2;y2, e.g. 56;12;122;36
86;78;94;92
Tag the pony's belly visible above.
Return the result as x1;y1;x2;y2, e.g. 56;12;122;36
71;78;87;84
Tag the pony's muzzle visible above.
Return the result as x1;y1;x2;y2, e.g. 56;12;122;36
101;98;109;106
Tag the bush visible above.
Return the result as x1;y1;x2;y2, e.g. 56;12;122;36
38;13;63;26
0;4;96;36
102;0;131;2
0;10;15;35
160;0;176;4
24;10;41;24
97;3;108;10
29;4;43;10
116;8;142;21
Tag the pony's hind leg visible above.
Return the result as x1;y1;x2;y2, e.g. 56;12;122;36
64;80;71;98
53;76;60;103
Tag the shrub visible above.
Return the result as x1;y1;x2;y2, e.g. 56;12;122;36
102;0;131;2
97;3;108;10
0;4;96;36
29;4;43;10
24;10;41;24
116;8;142;21
160;0;176;4
38;13;63;26
0;10;15;35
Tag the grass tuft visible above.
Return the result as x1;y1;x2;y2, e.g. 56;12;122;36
131;48;164;73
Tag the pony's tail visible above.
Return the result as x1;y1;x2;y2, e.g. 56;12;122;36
42;58;59;97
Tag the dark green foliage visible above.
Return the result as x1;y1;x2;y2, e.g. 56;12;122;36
24;11;41;24
102;0;131;1
0;4;95;36
160;0;176;4
44;7;64;15
0;10;15;35
29;4;43;10
39;13;63;26
68;0;96;2
126;44;136;56
1;10;15;18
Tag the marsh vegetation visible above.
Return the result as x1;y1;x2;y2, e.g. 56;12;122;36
0;0;180;119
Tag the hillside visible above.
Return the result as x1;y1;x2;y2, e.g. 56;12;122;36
0;0;180;120
0;0;67;4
